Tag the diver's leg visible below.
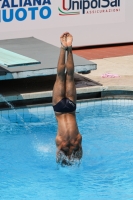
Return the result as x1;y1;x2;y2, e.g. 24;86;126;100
52;33;67;105
65;33;76;103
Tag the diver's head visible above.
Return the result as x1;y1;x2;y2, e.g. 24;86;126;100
56;147;82;166
56;134;82;166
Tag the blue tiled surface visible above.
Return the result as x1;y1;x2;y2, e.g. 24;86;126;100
0;99;133;123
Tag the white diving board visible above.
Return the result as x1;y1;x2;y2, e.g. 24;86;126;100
0;48;41;67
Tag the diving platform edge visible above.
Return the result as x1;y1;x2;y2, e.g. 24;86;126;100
0;37;97;80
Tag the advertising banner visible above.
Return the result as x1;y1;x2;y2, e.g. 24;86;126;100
0;0;132;47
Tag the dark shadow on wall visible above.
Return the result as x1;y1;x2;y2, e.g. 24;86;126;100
0;74;102;109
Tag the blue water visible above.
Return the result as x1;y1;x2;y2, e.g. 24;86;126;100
1;99;133;200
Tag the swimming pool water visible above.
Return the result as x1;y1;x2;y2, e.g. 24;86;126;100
0;99;133;200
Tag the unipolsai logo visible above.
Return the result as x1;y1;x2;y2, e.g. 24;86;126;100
0;0;52;23
58;0;121;16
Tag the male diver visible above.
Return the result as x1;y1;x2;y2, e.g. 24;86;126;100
52;32;82;165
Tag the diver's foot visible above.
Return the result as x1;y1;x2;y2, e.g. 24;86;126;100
66;33;73;49
60;33;67;50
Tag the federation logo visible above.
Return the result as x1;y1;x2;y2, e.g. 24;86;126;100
58;0;121;16
0;0;52;23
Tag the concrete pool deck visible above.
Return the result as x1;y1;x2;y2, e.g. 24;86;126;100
80;55;133;96
0;46;133;107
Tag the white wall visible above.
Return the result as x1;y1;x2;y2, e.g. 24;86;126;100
0;0;132;47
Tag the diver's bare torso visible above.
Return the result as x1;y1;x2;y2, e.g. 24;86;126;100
55;112;81;154
55;112;79;138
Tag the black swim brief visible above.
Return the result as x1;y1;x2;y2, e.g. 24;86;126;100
53;98;76;113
